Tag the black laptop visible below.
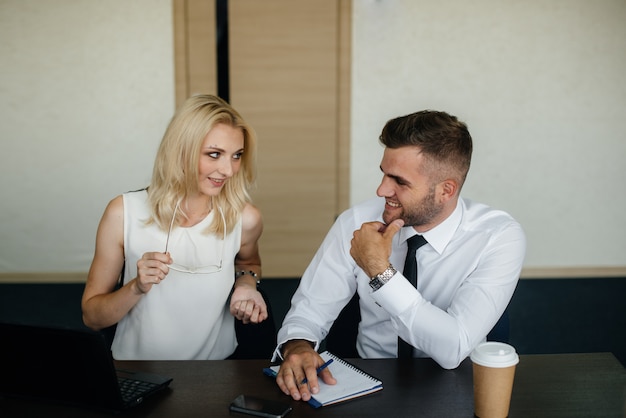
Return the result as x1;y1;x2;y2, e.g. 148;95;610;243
0;322;172;412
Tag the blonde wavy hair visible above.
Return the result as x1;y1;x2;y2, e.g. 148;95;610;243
147;94;257;236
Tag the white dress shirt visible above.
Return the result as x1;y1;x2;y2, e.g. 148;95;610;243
275;196;526;369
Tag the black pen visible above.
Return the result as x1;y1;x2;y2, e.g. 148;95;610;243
301;359;334;384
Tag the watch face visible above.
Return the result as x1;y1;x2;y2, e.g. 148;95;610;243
369;278;383;290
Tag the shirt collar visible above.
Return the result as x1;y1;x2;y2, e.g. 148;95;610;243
398;199;463;255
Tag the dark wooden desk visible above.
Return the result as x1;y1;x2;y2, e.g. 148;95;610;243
1;353;624;417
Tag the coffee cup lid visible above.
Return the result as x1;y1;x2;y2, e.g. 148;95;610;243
470;342;519;368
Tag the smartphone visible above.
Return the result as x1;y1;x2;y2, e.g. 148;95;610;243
229;394;292;418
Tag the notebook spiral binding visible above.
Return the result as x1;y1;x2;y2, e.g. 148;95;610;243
326;352;378;381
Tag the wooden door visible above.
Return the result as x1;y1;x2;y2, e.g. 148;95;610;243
174;0;351;277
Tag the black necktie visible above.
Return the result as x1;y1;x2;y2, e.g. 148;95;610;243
398;234;427;358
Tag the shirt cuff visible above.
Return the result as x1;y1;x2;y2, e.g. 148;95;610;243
370;271;418;317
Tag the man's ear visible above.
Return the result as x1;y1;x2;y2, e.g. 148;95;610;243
438;179;458;203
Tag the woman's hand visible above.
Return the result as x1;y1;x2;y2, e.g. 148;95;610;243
231;203;266;323
134;251;172;294
230;282;268;324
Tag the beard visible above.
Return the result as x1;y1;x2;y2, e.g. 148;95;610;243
382;185;443;227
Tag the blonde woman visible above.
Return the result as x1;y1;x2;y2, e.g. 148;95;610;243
82;94;267;360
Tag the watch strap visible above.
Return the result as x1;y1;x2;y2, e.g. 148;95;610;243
369;264;397;290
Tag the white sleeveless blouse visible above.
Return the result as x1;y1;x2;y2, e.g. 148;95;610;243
111;190;240;360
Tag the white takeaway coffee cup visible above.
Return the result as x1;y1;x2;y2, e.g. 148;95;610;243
470;342;519;418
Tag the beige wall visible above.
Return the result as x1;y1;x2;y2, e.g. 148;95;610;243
0;0;174;277
352;0;626;273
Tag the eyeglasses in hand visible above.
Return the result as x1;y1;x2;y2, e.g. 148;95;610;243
163;201;226;274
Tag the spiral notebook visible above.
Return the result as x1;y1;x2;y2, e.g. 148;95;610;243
264;350;383;408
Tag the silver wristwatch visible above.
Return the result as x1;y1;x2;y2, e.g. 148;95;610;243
369;264;397;290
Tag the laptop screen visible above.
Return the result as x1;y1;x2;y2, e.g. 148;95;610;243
0;322;171;411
